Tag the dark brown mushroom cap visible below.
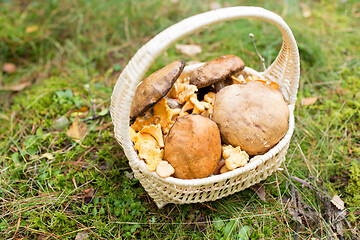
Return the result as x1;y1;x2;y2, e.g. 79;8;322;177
130;60;185;119
164;114;221;179
190;55;245;88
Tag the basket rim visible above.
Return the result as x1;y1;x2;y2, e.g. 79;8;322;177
123;65;295;187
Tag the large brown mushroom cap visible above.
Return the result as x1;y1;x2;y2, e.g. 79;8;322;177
212;81;290;156
130;60;185;119
164;114;221;179
190;55;245;88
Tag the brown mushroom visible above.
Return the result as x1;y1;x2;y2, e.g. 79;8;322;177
213;158;226;175
190;55;245;88
212;81;290;156
130;60;185;119
164;114;221;179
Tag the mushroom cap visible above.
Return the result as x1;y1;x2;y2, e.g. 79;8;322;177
164;114;221;179
130;60;185;119
190;55;245;88
212;81;290;156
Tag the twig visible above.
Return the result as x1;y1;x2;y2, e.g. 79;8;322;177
291;176;312;188
249;33;266;71
83;110;110;123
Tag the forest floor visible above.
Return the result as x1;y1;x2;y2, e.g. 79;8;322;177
0;0;359;239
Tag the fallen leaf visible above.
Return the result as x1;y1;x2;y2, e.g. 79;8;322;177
0;113;10;121
98;108;109;116
331;195;345;210
41;153;54;160
71;111;89;119
0;82;32;91
52;116;70;129
83;187;95;204
175;44;202;57
250;184;266;201
26;25;39;33
301;97;318;106
37;235;48;240
125;171;134;180
238;225;252;240
2;63;17;73
210;2;221;10
75;231;89;240
67;116;88;140
72;106;89;113
300;3;312;18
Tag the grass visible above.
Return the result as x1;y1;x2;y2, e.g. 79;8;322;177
0;0;359;239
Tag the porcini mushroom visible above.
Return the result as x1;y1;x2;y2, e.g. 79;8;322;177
164;114;222;179
130;59;185;119
190;55;245;88
212;81;290;156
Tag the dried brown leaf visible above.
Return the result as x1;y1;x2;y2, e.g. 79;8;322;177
0;113;10;121
72;106;89;113
175;44;202;57
67;116;88;140
83;187;95;199
209;2;221;10
0;82;32;91
331;195;345;210
300;3;312;18
301;97;318;106
2;63;17;73
26;25;39;33
75;232;89;240
250;183;266;201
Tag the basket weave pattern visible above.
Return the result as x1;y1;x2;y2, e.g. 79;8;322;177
110;6;300;208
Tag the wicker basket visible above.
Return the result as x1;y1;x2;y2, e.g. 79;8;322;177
110;6;300;208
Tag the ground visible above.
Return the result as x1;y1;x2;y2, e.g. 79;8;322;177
0;0;359;239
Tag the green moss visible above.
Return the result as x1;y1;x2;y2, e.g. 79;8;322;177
346;162;360;208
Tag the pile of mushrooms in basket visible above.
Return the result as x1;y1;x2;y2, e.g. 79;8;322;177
129;55;289;179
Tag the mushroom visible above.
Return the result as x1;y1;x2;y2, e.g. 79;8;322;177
213;158;226;175
190;55;245;88
212;81;290;156
164;114;221;179
222;145;249;170
203;92;216;105
165;96;183;109
220;164;230;174
153;98;180;134
133;132;164;171
131;115;160;132
130;59;185;119
166;72;191;99
177;84;198;103
156;160;175;178
244;75;279;90
139;124;164;148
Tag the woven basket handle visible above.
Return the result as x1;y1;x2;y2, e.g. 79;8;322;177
111;6;299;151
